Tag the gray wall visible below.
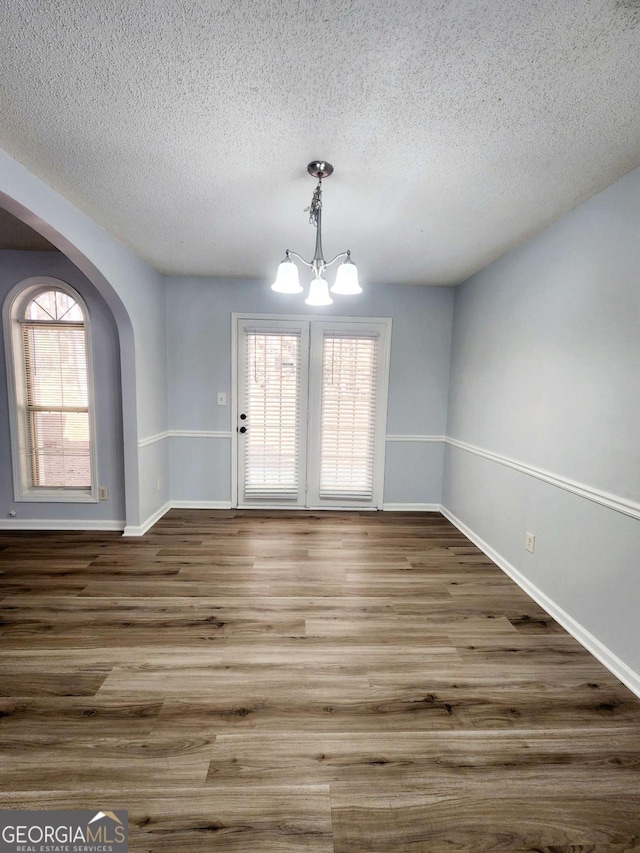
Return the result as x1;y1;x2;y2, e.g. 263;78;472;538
0;251;125;524
443;165;640;676
1;147;170;531
165;279;454;506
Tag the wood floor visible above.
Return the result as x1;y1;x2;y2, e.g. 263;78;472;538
1;510;639;851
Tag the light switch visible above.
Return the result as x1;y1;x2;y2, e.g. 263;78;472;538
217;392;227;406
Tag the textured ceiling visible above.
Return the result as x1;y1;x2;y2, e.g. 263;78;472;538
0;207;58;252
1;0;639;285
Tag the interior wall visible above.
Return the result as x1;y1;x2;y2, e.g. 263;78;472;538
443;165;640;683
165;278;454;507
0;251;125;526
0;147;172;531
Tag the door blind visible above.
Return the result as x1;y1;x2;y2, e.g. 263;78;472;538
319;332;379;500
243;330;302;501
21;322;91;488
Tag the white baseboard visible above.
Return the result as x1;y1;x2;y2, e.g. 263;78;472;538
123;500;234;535
123;501;172;537
171;501;233;509
0;518;125;532
178;502;440;512
440;505;640;699
128;502;440;532
136;502;439;530
383;503;441;512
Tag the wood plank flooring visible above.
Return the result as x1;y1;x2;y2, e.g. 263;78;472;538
1;509;639;851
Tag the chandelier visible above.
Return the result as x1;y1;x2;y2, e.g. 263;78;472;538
271;160;361;306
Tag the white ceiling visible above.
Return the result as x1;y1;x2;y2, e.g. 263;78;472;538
1;0;639;286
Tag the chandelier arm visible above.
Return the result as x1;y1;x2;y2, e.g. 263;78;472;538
286;250;314;268
324;251;350;268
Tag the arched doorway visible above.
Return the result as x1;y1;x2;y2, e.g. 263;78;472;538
0;186;140;529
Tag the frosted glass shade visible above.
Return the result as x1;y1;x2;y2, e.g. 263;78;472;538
271;258;302;293
305;277;333;306
331;259;362;295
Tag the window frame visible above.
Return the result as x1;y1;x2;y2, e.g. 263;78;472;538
3;277;99;503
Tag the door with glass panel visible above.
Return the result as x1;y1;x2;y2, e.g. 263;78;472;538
306;321;387;507
235;316;389;509
236;319;309;506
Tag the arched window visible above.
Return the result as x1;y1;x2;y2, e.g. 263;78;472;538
4;279;97;501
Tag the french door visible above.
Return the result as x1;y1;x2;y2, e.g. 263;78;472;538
234;315;391;509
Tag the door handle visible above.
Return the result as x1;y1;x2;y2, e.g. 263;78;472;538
239;426;247;434
240;413;247;420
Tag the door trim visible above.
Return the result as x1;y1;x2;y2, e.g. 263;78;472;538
236;317;310;508
232;312;392;509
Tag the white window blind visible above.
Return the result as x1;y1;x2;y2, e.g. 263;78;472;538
244;329;302;501
21;321;91;488
319;332;379;500
16;288;91;491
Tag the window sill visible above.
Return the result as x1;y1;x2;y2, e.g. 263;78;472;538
15;489;98;504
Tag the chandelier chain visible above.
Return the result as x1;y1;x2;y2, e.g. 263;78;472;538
305;177;322;227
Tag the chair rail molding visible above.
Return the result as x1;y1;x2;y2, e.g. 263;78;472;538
385;434;446;442
138;430;233;447
446;436;640;521
137;430;170;448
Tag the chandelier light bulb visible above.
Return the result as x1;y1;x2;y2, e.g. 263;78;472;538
305;277;333;306
331;255;362;295
271;255;302;294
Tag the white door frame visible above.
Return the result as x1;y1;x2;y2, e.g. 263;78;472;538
235;317;310;508
231;312;392;509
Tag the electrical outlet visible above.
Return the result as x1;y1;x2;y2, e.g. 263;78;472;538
525;532;535;554
98;486;108;501
157;476;163;491
217;392;227;406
